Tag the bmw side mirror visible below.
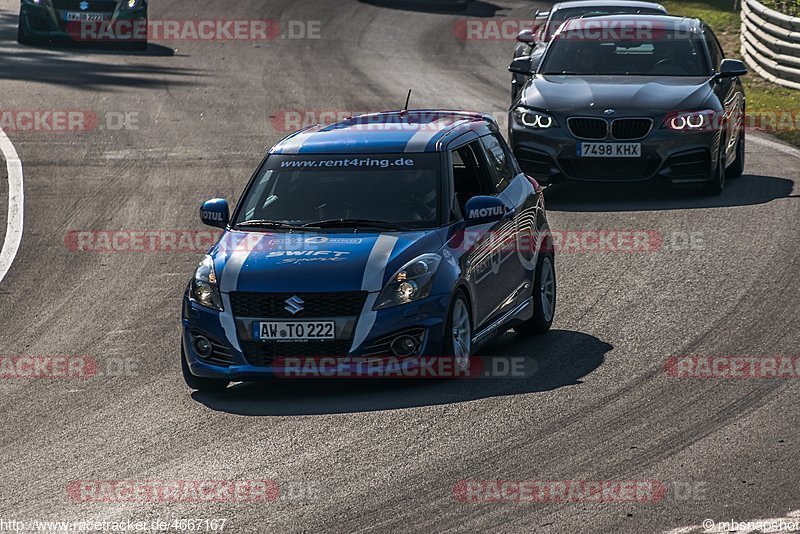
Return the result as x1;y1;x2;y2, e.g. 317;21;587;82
516;28;536;44
718;59;747;78
509;56;535;76
200;198;229;229
464;196;507;225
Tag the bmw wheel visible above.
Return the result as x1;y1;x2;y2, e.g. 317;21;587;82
726;128;745;178
181;341;229;392
17;18;32;45
704;134;727;195
445;290;472;370
515;251;556;335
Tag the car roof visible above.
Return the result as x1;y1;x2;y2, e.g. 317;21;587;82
558;13;700;32
270;110;498;155
552;0;666;12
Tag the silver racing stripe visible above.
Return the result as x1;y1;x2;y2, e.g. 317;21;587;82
403;118;465;153
218;233;265;351
350;234;399;352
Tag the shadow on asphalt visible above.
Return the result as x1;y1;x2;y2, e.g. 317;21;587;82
358;0;503;16
543;174;795;212
0;13;197;90
191;329;611;416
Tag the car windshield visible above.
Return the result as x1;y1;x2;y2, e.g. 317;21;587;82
540;23;708;76
234;153;441;229
545;7;665;40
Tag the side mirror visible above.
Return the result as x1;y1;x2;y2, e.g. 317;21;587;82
516;28;536;44
718;59;747;78
464;196;507;224
200;198;229;229
509;55;535;76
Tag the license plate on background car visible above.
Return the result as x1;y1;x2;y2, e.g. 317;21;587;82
577;143;641;158
65;11;107;21
253;321;335;341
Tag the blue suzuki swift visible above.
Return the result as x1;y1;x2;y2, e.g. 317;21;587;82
182;110;556;390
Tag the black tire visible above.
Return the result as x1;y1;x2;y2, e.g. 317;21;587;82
726;128;745;178
703;134;727;195
181;342;229;392
515;251;556;335
17;20;33;45
443;289;473;370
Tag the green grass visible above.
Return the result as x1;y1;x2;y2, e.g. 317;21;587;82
663;0;800;146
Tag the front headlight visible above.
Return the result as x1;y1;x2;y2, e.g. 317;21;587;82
191;255;223;311
513;107;557;129
375;254;442;309
664;110;718;131
122;0;143;9
23;0;47;6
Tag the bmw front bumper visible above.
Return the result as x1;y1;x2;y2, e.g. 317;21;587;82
508;113;723;185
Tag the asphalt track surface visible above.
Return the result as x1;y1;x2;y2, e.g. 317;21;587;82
0;0;799;532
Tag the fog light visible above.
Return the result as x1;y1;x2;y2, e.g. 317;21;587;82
391;335;418;357
193;335;213;358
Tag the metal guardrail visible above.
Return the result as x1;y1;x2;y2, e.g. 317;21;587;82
741;0;800;90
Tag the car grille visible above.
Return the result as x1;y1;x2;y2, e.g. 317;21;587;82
229;291;368;318
360;328;425;358
664;149;711;178
514;147;556;177
240;340;352;366
611;118;652;140
559;158;660;180
52;0;119;11
567;118;607;140
189;332;235;367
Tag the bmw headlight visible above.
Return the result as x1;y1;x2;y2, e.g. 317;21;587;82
665;109;718;131
191;255;223;311
513;107;557;129
375;254;442;309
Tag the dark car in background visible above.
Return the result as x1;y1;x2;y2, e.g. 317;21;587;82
508;15;747;194
511;0;667;101
18;0;148;49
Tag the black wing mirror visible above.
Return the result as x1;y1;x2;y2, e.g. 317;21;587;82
509;56;535;76
718;59;747;78
516;28;536;44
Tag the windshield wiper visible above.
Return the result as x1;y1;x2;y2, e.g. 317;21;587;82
236;219;308;230
302;218;410;231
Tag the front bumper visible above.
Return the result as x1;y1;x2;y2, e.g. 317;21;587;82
181;289;452;380
20;1;147;42
508;114;723;185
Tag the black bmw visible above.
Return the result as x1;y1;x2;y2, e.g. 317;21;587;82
508;14;747;194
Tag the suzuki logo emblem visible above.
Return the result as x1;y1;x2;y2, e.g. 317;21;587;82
284;296;304;315
79;0;89;10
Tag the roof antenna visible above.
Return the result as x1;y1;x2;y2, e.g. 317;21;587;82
400;89;412;116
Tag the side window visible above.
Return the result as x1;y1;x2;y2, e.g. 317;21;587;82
450;141;495;220
703;29;723;70
479;134;517;193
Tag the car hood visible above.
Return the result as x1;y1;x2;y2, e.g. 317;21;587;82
210;229;446;294
521;75;713;113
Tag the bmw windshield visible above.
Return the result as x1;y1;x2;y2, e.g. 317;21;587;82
540;23;709;76
234;153;442;230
